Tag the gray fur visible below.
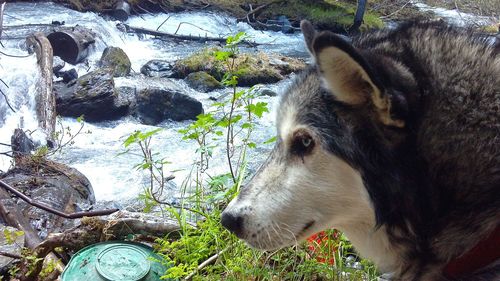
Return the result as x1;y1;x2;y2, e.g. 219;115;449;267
223;20;500;280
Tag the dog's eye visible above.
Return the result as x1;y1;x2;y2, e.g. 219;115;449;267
291;130;315;157
302;137;312;148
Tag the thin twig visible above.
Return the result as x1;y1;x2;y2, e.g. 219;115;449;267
0;88;15;112
184;247;229;280
380;0;412;19
174;22;214;35
0;179;119;219
0;151;13;157
156;15;171;31
0;50;31;58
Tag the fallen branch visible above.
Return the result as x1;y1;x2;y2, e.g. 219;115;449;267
121;23;259;46
0;179;119;219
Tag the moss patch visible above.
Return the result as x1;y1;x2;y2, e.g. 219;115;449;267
173;47;306;87
99;47;131;77
54;0;117;11
185;71;223;92
208;0;384;31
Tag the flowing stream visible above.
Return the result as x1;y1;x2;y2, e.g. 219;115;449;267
0;2;307;204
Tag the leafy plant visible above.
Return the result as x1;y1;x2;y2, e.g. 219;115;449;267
123;31;379;280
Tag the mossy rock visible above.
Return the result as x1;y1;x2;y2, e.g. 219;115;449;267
185;71;223;92
172;48;306;87
99;47;131;77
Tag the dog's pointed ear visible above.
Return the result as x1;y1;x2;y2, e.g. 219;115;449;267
300;20;316;55
312;31;404;128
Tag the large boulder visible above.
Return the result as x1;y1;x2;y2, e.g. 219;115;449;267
171;47;306;86
54;67;128;122
99;46;131;77
0;157;95;239
184;71;223;92
135;88;203;125
140;60;173;78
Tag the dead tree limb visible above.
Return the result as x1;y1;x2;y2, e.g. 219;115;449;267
26;32;56;141
122;24;259;46
0;179;119;219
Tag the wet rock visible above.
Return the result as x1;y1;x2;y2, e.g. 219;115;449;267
254;86;277;97
135;88;203;125
11;129;34;156
185;71;223;92
53;56;65;73
115;86;137;115
55;68;78;83
172;48;306;86
0;157;95;239
54;67;128;122
0;225;24;274
99;46;131;77
140;60;173;78
266;15;294;33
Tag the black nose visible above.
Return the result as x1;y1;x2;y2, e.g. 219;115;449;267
221;212;244;237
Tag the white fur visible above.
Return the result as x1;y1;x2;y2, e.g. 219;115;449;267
224;119;401;273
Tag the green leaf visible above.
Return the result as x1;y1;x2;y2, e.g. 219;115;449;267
247;102;269;118
263;136;277;144
139;128;163;141
214;50;231;61
247;142;256;149
241;123;253;129
123;131;140;148
76;115;85;123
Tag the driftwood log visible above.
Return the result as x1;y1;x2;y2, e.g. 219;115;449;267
121;23;259;46
26;33;56;141
46;26;95;65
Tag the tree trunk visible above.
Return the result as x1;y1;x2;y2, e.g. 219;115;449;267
26;32;56;142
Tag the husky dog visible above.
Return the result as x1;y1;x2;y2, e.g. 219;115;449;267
221;20;500;280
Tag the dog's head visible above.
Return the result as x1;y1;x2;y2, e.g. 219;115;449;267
221;21;416;250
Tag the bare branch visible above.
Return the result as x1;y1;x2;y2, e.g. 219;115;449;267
156;15;171;31
0;50;31;58
0;179;119;219
0;87;15;112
